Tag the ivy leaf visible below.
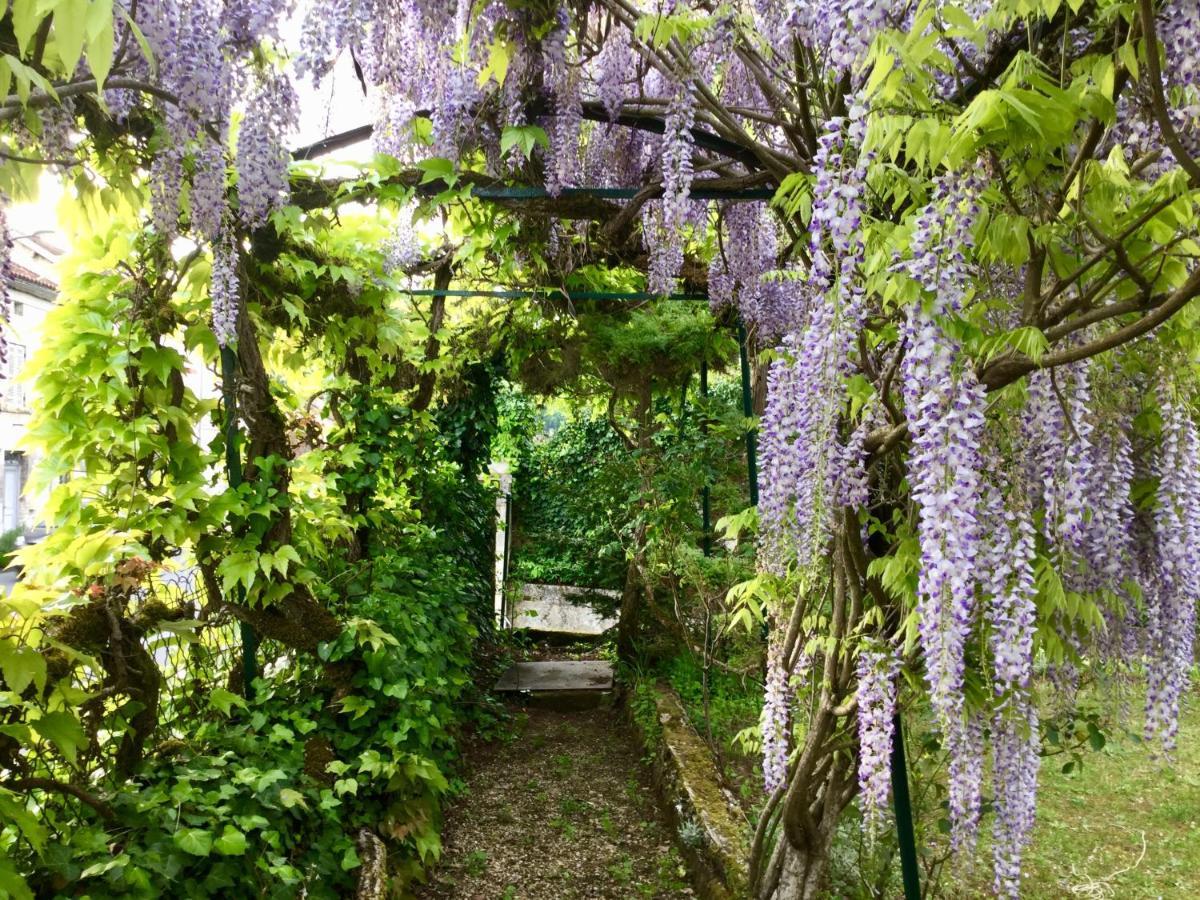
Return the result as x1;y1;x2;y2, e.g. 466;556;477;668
279;788;307;809
209;688;248;717
173;827;213;857
214;826;248;856
32;710;86;764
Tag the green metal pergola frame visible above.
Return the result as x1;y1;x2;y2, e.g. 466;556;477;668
221;179;921;900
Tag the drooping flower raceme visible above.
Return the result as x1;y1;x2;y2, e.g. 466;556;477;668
897;170;989;848
1023;363;1094;556
382;206;422;275
1144;385;1200;755
708;202;795;341
762;638;792;793
645;76;696;295
211;235;241;348
543;4;582;197
757;105;870;575
991;701;1040;899
978;481;1037;694
855;649;899;836
236;70;300;229
792;0;891;76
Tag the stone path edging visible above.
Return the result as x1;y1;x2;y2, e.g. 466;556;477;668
628;683;751;900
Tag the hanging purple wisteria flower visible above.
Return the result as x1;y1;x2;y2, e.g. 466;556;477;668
1144;384;1200;755
762;638;792;793
855;649;899;835
211;233;241;348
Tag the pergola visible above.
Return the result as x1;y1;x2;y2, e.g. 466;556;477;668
216;115;925;900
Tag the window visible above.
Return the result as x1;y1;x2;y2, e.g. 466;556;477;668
12;300;23;316
4;344;26;410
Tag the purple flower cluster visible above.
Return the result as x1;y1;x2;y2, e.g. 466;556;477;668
222;0;286;49
191;140;227;242
979;481;1037;694
991;702;1040;899
236;70;299;229
1023;364;1094;556
211;236;240;348
762;638;792;793
593;25;634;122
1085;425;1136;591
1160;1;1200;91
1144;384;1200;755
947;710;985;852
855;649;899;835
708;202;794;341
757;105;871;575
898;172;986;724
296;0;367;85
433;64;483;162
757;291;868;573
792;0;890;76
382;207;422;275
896;171;992;848
644;77;696;295
150;137;186;239
543;4;581;197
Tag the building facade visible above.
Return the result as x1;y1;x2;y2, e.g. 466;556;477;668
1;234;62;541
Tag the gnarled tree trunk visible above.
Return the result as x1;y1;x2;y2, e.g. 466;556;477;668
753;513;869;899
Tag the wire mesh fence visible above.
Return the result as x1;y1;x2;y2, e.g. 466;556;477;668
67;566;288;780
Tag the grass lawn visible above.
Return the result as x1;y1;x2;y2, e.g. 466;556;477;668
1016;694;1200;899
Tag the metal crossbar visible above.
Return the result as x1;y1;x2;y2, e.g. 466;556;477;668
402;288;708;302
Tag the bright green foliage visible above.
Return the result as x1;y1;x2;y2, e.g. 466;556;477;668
0;181;501;896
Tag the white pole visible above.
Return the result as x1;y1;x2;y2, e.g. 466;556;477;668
489;461;512;628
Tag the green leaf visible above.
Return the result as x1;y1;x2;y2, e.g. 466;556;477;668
0;789;47;852
279;787;307;809
31;710;86;764
417;158;456;186
209;687;248;716
0;856;34;900
341;846;361;871
53;0;89;75
0;639;47;695
499;125;549;160
214;826;248;856
173;827;213;857
10;0;45;56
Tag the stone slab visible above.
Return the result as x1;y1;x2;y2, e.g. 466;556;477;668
511;583;619;636
494;660;614;693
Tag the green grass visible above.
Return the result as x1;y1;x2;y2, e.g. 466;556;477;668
939;695;1200;899
1016;697;1200;899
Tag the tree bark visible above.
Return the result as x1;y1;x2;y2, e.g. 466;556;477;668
754;519;864;899
209;278;343;655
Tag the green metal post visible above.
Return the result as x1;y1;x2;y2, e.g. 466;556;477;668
736;320;759;507
890;714;922;900
700;358;711;558
221;345;258;698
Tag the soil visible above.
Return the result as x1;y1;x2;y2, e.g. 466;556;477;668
416;703;696;900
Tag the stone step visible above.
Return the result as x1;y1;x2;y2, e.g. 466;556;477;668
494;660;614;693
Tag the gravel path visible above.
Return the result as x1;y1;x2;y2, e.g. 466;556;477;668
418;704;696;900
